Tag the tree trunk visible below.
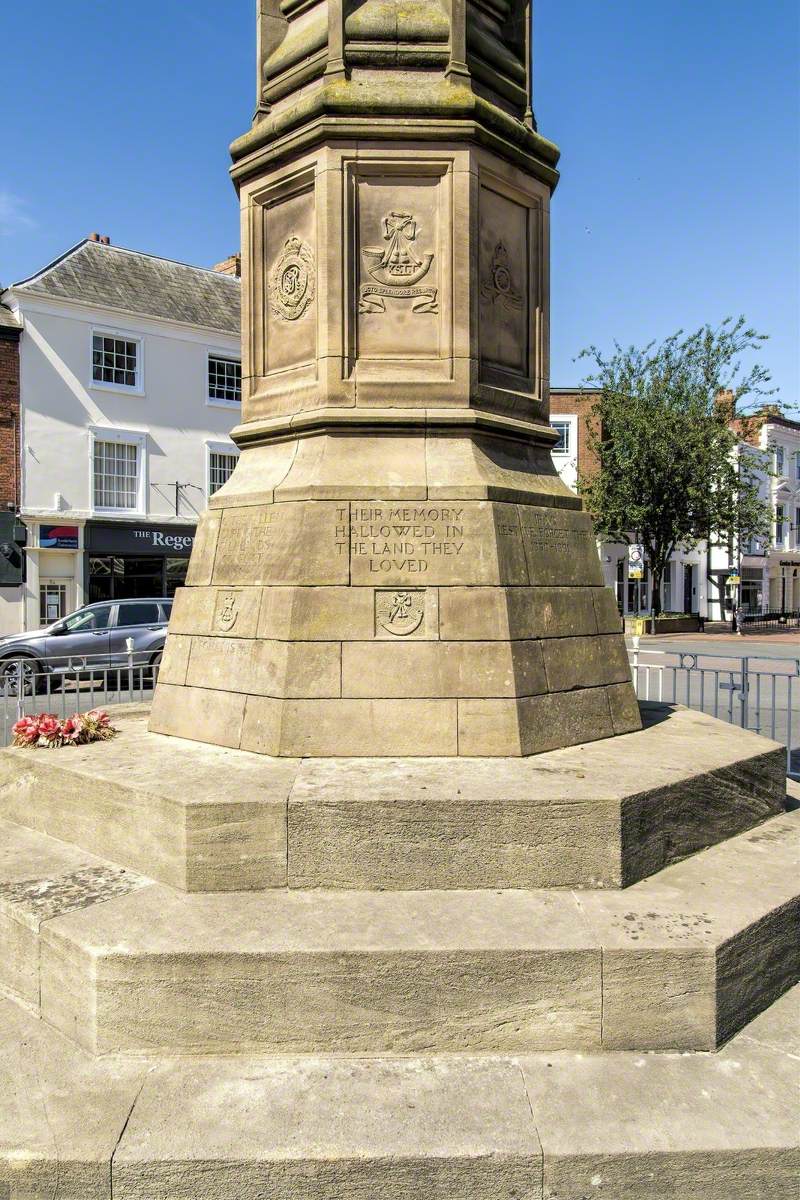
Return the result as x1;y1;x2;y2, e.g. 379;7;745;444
651;567;662;632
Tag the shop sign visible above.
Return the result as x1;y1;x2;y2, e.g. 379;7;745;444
40;525;79;550
85;522;195;555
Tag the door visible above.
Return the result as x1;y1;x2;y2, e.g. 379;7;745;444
39;581;68;627
45;603;112;674
108;599;165;669
683;565;697;614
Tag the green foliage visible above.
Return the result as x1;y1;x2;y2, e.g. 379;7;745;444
576;317;776;617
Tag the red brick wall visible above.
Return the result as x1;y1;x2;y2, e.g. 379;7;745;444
0;332;21;509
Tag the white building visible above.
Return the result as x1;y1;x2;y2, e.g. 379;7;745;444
0;237;241;633
707;413;800;620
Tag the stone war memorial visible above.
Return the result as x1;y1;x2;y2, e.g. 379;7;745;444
0;3;797;1197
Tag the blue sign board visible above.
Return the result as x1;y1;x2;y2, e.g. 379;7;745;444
40;525;79;550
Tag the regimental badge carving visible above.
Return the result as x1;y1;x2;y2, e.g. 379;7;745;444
215;590;242;632
268;236;315;321
375;589;426;636
481;241;524;312
360;211;438;314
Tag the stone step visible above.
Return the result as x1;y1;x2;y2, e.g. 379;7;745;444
0;703;787;892
0;818;150;1011
2;811;796;1057
1;987;797;1200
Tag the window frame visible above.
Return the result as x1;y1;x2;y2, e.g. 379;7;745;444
549;414;577;458
89;327;144;396
113;599;163;630
207;350;242;410
775;502;786;547
89;426;148;517
205;440;239;499
62;603;112;633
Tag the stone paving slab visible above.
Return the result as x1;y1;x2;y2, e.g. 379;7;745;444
24;810;799;1056
0;989;797;1200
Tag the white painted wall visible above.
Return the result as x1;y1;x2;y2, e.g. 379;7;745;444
13;296;239;522
706;419;800;618
0;291;241;633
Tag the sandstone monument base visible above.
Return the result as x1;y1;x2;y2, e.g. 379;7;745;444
0;703;797;1196
2;4;797;1194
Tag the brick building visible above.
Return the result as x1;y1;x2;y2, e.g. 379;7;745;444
0;303;21;511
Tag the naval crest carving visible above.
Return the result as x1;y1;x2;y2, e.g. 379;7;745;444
360;211;438;314
375;589;426;636
481;241;524;312
268;236;315;321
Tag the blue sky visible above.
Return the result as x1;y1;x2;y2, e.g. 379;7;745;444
2;1;798;396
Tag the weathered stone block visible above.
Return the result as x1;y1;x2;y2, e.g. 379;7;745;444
242;697;459;757
341;639;547;699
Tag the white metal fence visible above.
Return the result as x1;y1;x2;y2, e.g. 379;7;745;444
0;647;158;745
630;639;799;773
0;642;796;776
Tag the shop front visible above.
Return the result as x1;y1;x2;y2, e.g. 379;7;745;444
767;552;800;614
84;522;196;603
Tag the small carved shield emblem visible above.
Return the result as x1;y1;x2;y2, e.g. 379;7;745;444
375;589;425;636
215;590;241;632
268;236;316;321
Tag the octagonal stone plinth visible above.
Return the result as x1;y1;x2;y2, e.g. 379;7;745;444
0;705;785;892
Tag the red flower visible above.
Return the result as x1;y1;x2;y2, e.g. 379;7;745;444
37;714;61;742
11;715;40;745
85;708;110;727
61;716;82;743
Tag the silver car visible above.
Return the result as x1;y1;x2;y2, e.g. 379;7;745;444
0;597;172;695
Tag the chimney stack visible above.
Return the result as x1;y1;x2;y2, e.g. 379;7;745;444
213;254;241;277
88;233;111;245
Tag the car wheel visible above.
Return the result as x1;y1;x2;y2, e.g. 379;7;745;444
0;657;42;698
149;651;163;686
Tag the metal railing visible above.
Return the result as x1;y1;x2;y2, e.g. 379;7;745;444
0;642;159;745
738;610;800;633
630;639;799;772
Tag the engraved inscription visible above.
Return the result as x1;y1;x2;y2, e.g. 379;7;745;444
481;241;524;312
520;512;593;555
375;589;426;636
268;235;315;321
339;506;465;575
360;211;438;314
215;589;242;632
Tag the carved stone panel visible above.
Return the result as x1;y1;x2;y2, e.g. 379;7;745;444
354;173;444;362
479;185;530;380
263;185;317;375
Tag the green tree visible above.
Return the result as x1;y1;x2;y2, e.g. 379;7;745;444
576;318;775;623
